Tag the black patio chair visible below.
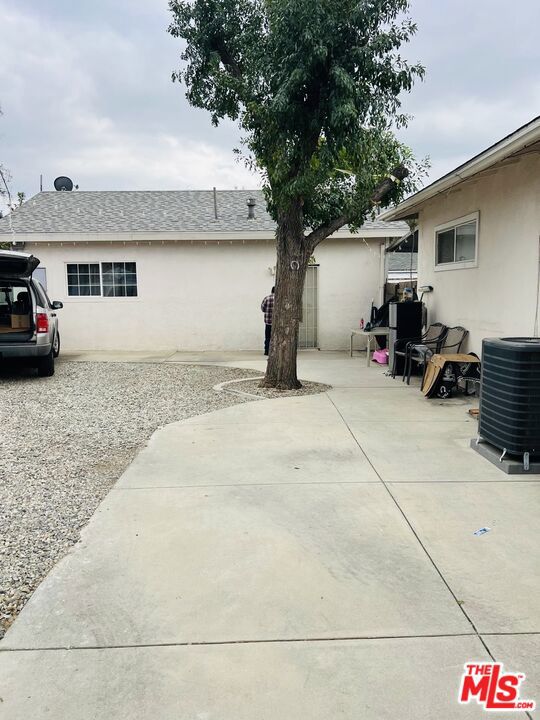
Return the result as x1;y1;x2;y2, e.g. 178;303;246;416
391;323;447;379
405;325;468;386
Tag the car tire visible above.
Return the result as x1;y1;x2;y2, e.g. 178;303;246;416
37;349;55;377
53;332;60;358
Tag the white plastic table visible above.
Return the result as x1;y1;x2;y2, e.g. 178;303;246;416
350;327;390;366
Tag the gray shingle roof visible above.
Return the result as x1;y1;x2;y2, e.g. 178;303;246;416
387;252;418;273
0;190;407;235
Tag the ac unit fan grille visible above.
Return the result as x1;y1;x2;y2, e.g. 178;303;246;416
479;338;540;456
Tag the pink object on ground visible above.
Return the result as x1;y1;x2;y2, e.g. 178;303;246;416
372;348;389;365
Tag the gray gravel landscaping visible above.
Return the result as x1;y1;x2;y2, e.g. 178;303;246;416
0;360;269;638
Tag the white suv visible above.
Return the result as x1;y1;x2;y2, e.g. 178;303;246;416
0;249;62;376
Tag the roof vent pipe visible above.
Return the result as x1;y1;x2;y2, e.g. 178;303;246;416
213;187;218;220
247;197;256;219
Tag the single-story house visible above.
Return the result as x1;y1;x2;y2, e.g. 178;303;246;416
381;116;540;354
0;190;406;353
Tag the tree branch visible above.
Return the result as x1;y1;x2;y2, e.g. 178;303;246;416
0;165;13;208
371;166;409;204
305;165;409;250
214;38;243;80
305;213;349;250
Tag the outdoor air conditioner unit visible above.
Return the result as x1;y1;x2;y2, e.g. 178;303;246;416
479;337;540;469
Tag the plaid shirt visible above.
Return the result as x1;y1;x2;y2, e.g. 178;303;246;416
261;293;274;325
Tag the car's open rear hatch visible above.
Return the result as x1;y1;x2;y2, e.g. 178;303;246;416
0;250;40;280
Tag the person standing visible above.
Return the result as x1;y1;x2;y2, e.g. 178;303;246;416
261;286;275;356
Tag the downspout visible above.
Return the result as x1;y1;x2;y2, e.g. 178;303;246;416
379;241;386;306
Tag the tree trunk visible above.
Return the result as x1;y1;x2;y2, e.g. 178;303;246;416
262;204;312;390
259;169;407;391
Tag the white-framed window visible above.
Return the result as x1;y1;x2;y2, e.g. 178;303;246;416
435;212;478;270
67;263;101;296
66;262;138;297
101;262;138;297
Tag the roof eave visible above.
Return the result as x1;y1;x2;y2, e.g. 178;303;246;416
0;227;407;242
380;115;540;222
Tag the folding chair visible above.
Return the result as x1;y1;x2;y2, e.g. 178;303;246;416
405;325;468;386
391;323;446;379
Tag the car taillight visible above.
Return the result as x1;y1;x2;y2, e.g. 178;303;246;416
36;313;49;334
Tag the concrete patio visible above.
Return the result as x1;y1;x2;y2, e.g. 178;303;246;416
0;351;538;719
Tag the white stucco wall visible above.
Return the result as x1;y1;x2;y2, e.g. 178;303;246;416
27;236;385;352
417;153;540;354
313;237;385;349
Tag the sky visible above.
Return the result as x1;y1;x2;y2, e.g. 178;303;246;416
1;0;539;206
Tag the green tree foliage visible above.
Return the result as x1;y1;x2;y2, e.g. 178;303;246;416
169;0;425;387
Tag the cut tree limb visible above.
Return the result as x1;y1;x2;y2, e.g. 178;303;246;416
305;165;409;251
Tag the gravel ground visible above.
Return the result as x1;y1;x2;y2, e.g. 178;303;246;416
226;378;330;398
0;360;273;638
